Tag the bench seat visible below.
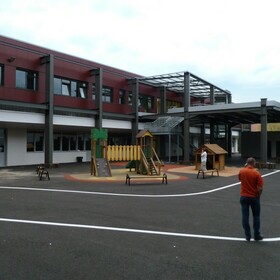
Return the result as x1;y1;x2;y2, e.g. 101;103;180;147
197;168;219;179
125;173;167;185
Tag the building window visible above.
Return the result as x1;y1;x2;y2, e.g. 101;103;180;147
128;91;132;106
102;86;113;103
92;84;96;100
27;132;44;152
119;89;126;104
139;94;154;111
53;134;61;151
62;135;70;151
92;85;114;103
77;82;87;98
0;129;5;152
54;133;89;151
54;77;87;98
0;64;4;86
16;69;38;91
62;79;71;96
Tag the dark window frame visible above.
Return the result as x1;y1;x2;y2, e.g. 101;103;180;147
54;76;88;98
16;68;38;91
27;132;44;152
102;86;114;103
119;89;126;104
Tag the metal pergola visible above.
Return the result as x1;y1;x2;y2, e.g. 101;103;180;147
137;71;231;101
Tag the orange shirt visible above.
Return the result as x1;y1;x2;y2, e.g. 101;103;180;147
239;166;264;197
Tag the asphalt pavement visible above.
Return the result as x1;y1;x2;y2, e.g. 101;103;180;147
1;160;280;280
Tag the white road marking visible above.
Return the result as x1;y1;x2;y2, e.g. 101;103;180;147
1;170;278;198
1;217;278;242
0;183;239;198
1;170;279;242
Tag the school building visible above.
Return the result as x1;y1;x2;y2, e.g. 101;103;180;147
1;35;280;167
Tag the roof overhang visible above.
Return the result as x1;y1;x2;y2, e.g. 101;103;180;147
141;100;280;126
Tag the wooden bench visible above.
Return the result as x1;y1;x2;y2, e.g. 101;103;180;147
36;165;44;174
197;168;219;179
36;165;50;180
39;170;50;180
125;173;168;185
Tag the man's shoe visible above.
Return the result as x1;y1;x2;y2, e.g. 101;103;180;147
246;237;251;241
254;235;263;241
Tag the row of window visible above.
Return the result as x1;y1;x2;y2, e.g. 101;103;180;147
0;65;158;110
27;132;91;152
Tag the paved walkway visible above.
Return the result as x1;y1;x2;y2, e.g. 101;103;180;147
65;162;242;182
1;159;280;280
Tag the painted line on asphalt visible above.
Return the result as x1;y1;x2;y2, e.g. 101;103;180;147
0;170;279;198
1;217;278;242
0;168;279;198
0;182;239;198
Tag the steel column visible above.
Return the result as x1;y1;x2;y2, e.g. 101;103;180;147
95;68;103;129
131;78;139;145
41;54;54;166
159;86;167;114
260;98;267;162
183;72;190;163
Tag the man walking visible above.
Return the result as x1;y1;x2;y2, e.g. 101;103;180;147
238;157;264;241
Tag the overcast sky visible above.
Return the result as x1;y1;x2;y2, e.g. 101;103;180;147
1;0;279;103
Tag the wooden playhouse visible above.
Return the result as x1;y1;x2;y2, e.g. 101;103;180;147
195;144;228;170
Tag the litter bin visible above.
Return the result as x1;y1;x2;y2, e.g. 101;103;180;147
76;156;83;163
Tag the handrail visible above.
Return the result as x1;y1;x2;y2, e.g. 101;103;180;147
149;157;160;175
140;148;150;175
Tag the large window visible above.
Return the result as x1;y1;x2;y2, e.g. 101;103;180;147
27;132;44;152
53;133;90;151
128;91;132;106
119;89;126;104
54;77;87;98
92;85;114;103
0;64;3;86
0;129;5;152
53;134;61;151
92;84;96;100
27;132;90;152
102;87;113;103
16;68;38;91
139;94;154;111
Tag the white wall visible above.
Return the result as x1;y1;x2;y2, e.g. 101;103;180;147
6;128;27;166
53;151;88;164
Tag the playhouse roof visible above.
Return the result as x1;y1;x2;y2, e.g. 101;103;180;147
136;130;153;138
203;144;228;155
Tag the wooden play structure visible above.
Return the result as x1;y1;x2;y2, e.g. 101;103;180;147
91;129;164;177
135;130;163;175
107;130;164;175
195;144;228;171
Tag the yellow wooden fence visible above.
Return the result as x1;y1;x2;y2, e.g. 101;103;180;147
107;145;141;161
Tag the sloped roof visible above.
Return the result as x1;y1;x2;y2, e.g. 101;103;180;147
203;144;228;154
136;130;153;138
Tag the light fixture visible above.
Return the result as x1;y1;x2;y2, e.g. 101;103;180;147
7;56;16;62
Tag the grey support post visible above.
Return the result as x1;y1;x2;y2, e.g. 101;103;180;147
131;78;139;145
260;98;268;163
94;68;103;129
183;72;191;163
159;86;167;114
41;54;54;166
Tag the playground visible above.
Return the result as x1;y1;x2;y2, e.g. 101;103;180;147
1;158;280;279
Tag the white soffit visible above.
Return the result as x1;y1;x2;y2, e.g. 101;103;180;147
103;119;131;129
0;110;44;124
53;115;95;127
